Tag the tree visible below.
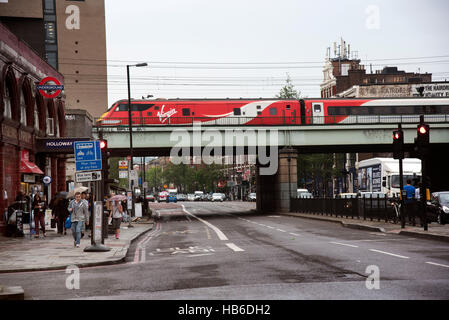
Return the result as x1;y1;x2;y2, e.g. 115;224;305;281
276;74;301;99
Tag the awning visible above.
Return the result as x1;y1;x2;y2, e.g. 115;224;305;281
20;159;44;174
20;150;44;175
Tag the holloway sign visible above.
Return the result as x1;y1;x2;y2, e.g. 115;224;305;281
36;137;91;153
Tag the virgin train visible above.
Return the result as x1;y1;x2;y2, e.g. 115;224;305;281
97;97;449;126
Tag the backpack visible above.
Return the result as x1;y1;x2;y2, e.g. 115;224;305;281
65;214;71;229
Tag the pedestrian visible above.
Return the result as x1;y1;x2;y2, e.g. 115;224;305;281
32;194;47;238
54;197;69;235
403;179;416;221
109;200;123;239
68;192;89;248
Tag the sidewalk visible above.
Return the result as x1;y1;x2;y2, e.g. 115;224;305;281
0;218;154;273
280;212;449;243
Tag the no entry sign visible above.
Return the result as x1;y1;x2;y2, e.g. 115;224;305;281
36;77;64;98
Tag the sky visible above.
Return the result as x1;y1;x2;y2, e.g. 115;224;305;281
104;0;449;108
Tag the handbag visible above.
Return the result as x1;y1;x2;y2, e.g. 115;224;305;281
65;214;72;229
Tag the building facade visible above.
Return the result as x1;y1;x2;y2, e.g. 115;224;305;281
0;0;108;117
0;22;67;231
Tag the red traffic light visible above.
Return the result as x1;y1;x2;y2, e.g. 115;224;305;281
393;132;400;140
99;140;107;149
418;125;427;135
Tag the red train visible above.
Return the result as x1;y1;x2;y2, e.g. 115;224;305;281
97;97;449;126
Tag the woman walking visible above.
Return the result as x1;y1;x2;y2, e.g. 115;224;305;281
109;200;123;239
32;194;47;238
68;192;89;247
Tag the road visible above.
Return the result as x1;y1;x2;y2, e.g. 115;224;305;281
1;201;449;300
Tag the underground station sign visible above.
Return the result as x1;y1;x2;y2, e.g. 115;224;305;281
36;77;64;98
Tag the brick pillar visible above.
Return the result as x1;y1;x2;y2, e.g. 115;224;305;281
51;157;58;197
0;143;20;233
256;148;297;213
57;158;66;192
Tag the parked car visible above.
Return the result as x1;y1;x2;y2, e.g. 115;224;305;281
194;191;204;201
158;191;169;202
297;189;313;198
167;192;177;203
337;193;358;199
177;194;187;201
248;193;256;202
427;191;449;225
145;194;155;202
212;193;225;202
187;194;195;201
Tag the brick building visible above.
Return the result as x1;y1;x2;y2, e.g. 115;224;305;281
0;22;66;232
320;40;432;98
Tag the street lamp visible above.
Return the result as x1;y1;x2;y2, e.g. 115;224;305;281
127;62;148;227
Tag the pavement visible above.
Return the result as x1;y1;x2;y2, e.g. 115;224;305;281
280;211;449;242
0;216;153;299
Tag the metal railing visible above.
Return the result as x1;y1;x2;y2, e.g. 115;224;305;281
94;114;449;127
290;196;423;226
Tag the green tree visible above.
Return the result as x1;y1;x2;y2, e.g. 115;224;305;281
276;73;301;99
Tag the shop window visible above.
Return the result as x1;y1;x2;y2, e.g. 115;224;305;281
34;105;39;130
46;118;54;136
20;90;27;126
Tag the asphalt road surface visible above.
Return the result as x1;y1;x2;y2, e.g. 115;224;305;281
1;201;449;300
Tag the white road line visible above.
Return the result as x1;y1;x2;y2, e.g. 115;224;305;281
266;226;275;229
369;249;409;259
276;229;286;233
181;205;229;241
329;241;359;248
226;243;245;252
289;233;300;237
189;253;214;258
370;233;387;236
426;262;449;268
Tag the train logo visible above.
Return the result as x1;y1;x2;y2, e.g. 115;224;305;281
158;105;178;123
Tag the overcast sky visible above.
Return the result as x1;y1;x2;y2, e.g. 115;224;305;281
104;0;449;107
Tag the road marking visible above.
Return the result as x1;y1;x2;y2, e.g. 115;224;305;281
355;238;416;242
156;248;161;252
370;233;387;236
276;229;286;233
189;253;214;258
289;232;300;237
226;243;245;252
266;226;275;229
329;241;359;248
369;249;409;259
426;262;449;268
181;205;229;241
268;215;281;218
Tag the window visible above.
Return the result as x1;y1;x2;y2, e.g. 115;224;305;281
34;104;39;130
3;84;11;119
20;90;27;126
46;118;54;136
182;108;190;116
257;111;262;115
269;108;277;115
117;104;128;112
154;106;160;110
147;112;152;116
256;105;261;109
313;104;321;113
286;104;291;110
233;108;241;116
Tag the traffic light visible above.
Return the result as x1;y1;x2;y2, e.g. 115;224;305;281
99;139;108;150
392;129;404;160
415;123;430;157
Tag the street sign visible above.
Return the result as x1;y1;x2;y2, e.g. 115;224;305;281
127;156;131;161
43;176;52;184
75;171;102;183
127;192;132;210
74;141;102;171
119;170;128;179
118;160;128;169
130;170;138;185
93;201;103;243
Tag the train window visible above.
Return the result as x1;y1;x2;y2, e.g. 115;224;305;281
286;105;291;110
154;106;159;110
147;112;152;116
233;108;241;116
313;104;321;113
257;105;261;109
116;104;128;112
182;108;190;116
269;108;277;115
257;111;262;115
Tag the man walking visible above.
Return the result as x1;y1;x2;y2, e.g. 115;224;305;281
403;179;416;222
68;192;89;248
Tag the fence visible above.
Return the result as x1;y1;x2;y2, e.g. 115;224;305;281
290;196;423;226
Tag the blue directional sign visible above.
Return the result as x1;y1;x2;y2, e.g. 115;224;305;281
74;141;102;172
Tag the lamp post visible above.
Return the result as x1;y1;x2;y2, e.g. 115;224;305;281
127;62;147;227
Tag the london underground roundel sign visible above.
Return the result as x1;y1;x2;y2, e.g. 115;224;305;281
36;77;64;98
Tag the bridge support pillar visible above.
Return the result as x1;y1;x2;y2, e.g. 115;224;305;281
256;148;297;213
